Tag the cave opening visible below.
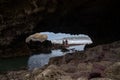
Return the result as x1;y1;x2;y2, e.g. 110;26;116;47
25;31;93;52
25;31;93;70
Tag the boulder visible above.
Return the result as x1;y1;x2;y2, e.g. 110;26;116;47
26;33;48;43
25;33;52;53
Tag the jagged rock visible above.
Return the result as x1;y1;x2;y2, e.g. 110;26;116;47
26;40;52;53
104;62;120;80
0;70;31;80
60;64;77;73
0;0;120;58
6;70;29;80
34;65;67;80
1;41;120;80
77;77;88;80
32;68;43;75
60;76;73;80
77;63;93;72
90;78;113;80
49;51;86;66
48;56;63;65
85;41;120;62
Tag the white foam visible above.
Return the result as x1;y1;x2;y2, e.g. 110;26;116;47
40;32;92;44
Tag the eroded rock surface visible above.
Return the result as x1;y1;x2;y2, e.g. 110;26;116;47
0;0;120;57
1;40;120;80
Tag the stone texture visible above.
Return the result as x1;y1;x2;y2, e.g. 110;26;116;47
77;63;93;72
90;78;113;80
34;65;67;80
77;77;88;80
1;40;120;80
0;0;120;58
104;62;120;80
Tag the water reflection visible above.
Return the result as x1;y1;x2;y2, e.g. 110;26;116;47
28;45;86;70
28;49;67;70
0;32;92;71
28;54;51;70
28;32;92;70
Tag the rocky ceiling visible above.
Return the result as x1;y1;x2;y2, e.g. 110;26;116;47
0;0;120;57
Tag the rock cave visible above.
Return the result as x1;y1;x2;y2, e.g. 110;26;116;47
0;0;120;57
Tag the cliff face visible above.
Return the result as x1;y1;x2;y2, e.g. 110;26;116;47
0;0;120;57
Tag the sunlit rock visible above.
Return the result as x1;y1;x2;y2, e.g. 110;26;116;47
25;33;52;53
26;33;48;43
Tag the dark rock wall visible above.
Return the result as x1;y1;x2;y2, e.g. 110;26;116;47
0;0;120;57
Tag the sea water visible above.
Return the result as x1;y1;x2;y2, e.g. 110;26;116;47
0;32;92;71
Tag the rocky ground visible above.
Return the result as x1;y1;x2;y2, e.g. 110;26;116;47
0;40;120;80
0;0;120;79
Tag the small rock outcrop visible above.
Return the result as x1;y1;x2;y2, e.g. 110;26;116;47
26;40;52;53
25;33;53;53
25;33;48;43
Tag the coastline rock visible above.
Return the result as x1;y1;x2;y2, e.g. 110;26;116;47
77;77;88;80
1;40;120;80
0;0;120;58
34;65;67;80
90;78;112;80
77;63;93;72
25;33;48;43
26;40;52;53
85;41;120;62
104;62;120;80
0;70;29;80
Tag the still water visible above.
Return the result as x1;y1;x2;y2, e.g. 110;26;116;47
0;45;85;72
0;32;92;71
0;56;29;72
28;45;85;70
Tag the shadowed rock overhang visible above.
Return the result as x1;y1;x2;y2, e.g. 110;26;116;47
0;0;120;57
